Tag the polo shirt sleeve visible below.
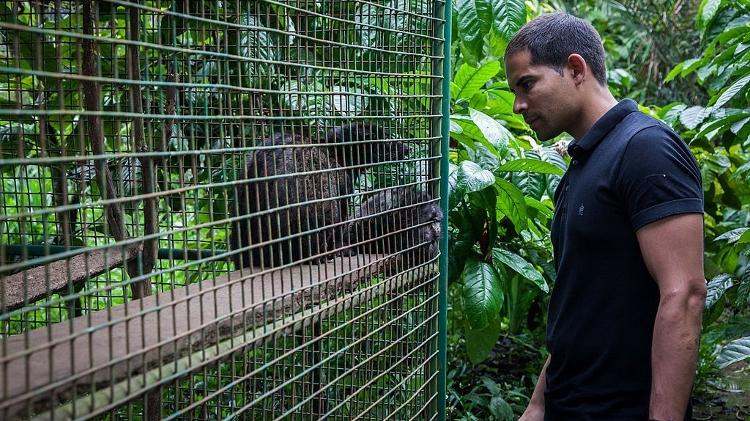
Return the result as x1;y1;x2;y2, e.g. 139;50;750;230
616;125;703;231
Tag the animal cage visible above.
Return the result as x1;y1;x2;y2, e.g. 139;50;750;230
0;0;450;419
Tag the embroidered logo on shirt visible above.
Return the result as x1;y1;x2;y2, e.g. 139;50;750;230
578;203;585;216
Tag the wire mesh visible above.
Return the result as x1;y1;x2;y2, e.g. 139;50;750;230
0;0;447;419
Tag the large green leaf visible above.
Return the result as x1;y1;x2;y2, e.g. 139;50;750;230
451;61;501;100
510;169;546;200
705;273;733;309
525;197;554;220
492;248;549;293
451;115;509;161
456;0;492;44
695;112;750;139
488;391;514;420
468;108;512;150
495;177;528;232
739;229;750;244
497;158;565;176
716;336;750;368
457;160;496;193
330;86;367;116
731;116;750;134
711;73;750;109
680;106;713;130
714;227;749;243
698;0;723;30
665;61;686;83
461;257;504;330
700;150;732;187
491;0;526;41
465;316;502;364
354;3;381;47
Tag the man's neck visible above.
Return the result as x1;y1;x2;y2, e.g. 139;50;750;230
569;91;619;140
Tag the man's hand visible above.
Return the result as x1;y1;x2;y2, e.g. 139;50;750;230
636;213;706;421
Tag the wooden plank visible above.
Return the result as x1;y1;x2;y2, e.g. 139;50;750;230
40;263;437;420
1;244;144;312
0;253;397;418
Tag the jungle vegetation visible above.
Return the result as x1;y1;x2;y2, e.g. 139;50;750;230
446;0;750;418
0;0;747;419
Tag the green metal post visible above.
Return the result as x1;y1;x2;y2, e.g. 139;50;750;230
438;1;452;420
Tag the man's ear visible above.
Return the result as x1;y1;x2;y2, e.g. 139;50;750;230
567;53;587;85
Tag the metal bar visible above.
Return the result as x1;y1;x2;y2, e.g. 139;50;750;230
33;264;432;420
0;0;447;417
438;1;452;420
1;245;227;260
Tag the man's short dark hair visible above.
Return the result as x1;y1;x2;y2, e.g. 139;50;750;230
505;13;608;86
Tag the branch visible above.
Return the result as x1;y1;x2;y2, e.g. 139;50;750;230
82;0;148;298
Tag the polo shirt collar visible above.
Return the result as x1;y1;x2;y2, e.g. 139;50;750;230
567;99;639;161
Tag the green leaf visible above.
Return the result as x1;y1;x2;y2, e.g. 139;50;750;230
695;112;750;139
711;73;750;109
714;227;749;243
489;394;515;420
705;273;733;309
680;106;713;130
739;229;750;244
730;116;750;134
457;160;496;193
451;61;501;100
510;169;546;200
354;3;381;47
736;266;750;308
465;316;502;364
492;248;548;293
491;0;526;42
451;115;509;160
698;0;723;30
681;58;705;77
468;108;512;150
495;178;528;232
461;257;504;329
525;197;554;220
716;336;750;369
497;158;565;176
330;86;367;116
665;61;685;83
448;162;461;209
456;0;492;43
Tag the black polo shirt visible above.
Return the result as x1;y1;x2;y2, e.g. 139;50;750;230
545;99;703;420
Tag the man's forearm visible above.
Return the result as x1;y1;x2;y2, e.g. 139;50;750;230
529;355;550;408
649;285;705;420
519;355;549;421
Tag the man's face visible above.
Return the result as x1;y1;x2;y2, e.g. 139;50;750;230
505;50;578;141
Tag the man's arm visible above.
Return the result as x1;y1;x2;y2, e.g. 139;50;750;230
636;213;706;421
519;355;550;421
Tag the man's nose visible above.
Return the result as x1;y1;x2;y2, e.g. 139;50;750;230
513;96;527;115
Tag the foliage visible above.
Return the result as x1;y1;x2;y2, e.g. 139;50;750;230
554;0;706;105
446;2;560;418
653;0;750;387
0;1;437;417
1;0;748;418
447;0;750;418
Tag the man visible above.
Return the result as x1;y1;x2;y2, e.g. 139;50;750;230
503;13;707;421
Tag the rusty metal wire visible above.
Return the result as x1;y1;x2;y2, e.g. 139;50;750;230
0;0;447;419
